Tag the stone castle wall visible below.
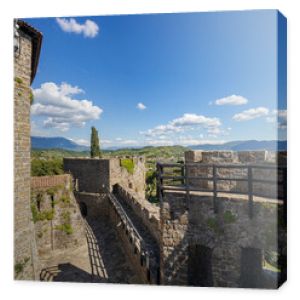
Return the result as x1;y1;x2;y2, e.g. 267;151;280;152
31;175;86;257
64;158;110;193
14;30;38;280
66;156;159;284
185;150;286;199
160;191;285;288
113;184;160;244
63;156;146;195
110;157;146;197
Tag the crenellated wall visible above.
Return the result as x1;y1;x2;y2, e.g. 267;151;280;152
113;184;160;245
107;193;160;284
109;157;146;197
63;156;146;196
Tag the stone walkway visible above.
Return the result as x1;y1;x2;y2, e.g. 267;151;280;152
115;192;160;265
40;216;142;284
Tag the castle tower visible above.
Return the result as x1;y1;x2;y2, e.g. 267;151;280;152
14;20;42;279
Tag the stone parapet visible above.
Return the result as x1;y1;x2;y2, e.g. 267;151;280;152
113;184;160;244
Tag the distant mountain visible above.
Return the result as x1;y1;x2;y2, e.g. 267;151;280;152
190;140;287;151
31;136;89;151
31;137;287;152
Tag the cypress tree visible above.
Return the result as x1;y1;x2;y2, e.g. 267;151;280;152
90;126;101;158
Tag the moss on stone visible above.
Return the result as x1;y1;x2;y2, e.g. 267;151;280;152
207;217;218;231
55;223;73;235
14;257;30;276
60;195;71;204
223;210;236;224
29;89;34;105
207;217;223;235
14;77;23;84
120;158;135;174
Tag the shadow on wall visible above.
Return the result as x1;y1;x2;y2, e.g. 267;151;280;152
160;191;286;288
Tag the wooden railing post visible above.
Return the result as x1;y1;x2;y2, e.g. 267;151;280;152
213;165;218;213
181;164;185;186
248;166;253;218
156;163;163;204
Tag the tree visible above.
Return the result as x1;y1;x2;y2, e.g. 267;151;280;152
90;126;101;158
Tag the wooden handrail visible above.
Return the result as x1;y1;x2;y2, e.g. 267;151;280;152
156;162;287;218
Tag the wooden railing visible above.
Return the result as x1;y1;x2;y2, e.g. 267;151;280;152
156;163;287;218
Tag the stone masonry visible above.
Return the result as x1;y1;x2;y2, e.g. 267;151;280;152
185;150;287;199
64;157;146;196
31;175;86;257
14;20;42;280
160;150;287;288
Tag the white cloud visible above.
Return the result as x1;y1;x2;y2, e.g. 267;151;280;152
215;95;248;106
119;139;138;145
102;139;113;145
113;137;138;145
140;113;221;137
170;113;221;128
69;138;90;147
233;107;269;121
137;102;147;110
31;121;49;136
31;82;103;132
145;139;175;146
56;18;99;38
145;137;226;147
140;124;183;137
207;127;221;135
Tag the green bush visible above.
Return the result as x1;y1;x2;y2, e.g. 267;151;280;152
31;201;54;223
146;169;157;199
31;158;63;176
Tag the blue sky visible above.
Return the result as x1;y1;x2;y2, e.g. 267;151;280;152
26;10;286;148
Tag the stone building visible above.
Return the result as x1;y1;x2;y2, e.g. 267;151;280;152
14;19;42;279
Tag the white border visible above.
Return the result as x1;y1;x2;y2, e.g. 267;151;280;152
1;1;299;299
